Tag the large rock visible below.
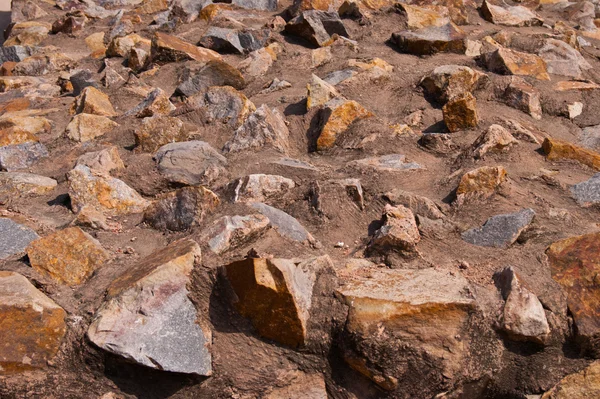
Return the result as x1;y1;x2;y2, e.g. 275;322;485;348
106;33;151;58
0;218;39;260
542;138;600;171
26;227;110;286
483;47;549;80
480;0;542;27
186;86;255;128
316;98;372;150
396;4;450;30
538;39;592;79
571;173;600;207
88;240;212;376
154;141;227;186
306;74;340;110
250;202;317;245
150;32;223;65
541;361;600;399
12;53;73;76
198;27;270;55
391;23;466;55
0;272;66;374
230;174;295;203
203;214;271;254
134;116;186;153
461;208;535;248
65;114;118;142
125;88;176;118
442;92;478;132
284;10;349;47
471;124;517;158
369;204;420;255
0;172;57;196
0;142;48;171
455;165;507;204
223;105;290;154
72;87;117;117
420;65;485;104
175;61;245;97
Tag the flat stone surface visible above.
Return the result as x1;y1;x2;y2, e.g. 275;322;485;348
391;22;466;55
462;208;535;248
154;141;227;186
0;142;48;171
455;165;507;203
480;0;543;27
571;173;600;207
0;218;39;260
204;214;270;254
251;202;316;245
347;154;423;172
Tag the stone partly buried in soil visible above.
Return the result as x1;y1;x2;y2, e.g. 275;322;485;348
88;239;212;376
76;146;125;174
503;77;542;120
175;61;246;97
384;189;446;220
543;138;600;171
483;47;550;80
455;165;507;204
230;174;295;203
442;92;478;132
65;113;119;142
223;256;331;347
185;86;255;128
0;172;57;196
134;116;187;153
395;3;450;30
462;208;534;248
0;271;67;374
369;204;420;255
571;173;600;207
391;22;466;55
202;214;271;254
0;142;48;172
547;232;600;356
316;97;373;150
26;227;110;286
541;360;600;399
420;65;485;104
471;124;517;159
150;31;223;64
347;154;424;172
0;218;39;260
480;0;543;27
250;202;318;246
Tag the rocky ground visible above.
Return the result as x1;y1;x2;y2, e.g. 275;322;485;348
3;0;600;398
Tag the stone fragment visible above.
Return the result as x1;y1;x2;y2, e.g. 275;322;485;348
480;0;542;27
539;39;591;79
76;147;124;174
0;142;48;171
85;32;105;53
369;204;420;254
170;0;210;23
186;86;254;128
260;78;292;94
27;227;110;286
251;202;317;245
442;92;478;132
311;47;332;68
0;218;39;260
483;47;549;80
472;124;517;158
542;138;600;171
134;116;186;153
88;240;212;376
135;0;169;14
5;23;49;47
106;34;150;58
494;266;550;344
198;27;270;55
238;47;277;79
128;45;150;72
420;65;485;104
0;128;38;147
541;361;600;399
69;70;98;96
503;77;542;120
461;208;535;248
125;88;175;118
154;141;228;186
455;166;507;203
223;256;330;346
11;1;49;22
311;178;365;215
384;189;445;220
571;173;600;207
151;32;223;65
203;214;271;254
396;3;450;29
224;104;290;154
284;11;349;47
0;271;66;374
0;46;34;65
67;164;150;216
555;81;600;91
391;23;466;55
266;372;327;399
307;74;340;110
52;14;86;34
0;112;52;136
316;97;372;150
12;53;73;76
72;87;117;117
175;61;245;97
347;154;423;172
419;132;458;155
230;174;295;203
568;102;583;120
0;172;57;196
65;114;118;142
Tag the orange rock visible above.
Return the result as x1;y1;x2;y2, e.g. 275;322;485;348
200;3;234;21
484;47;550;80
542;138;600;171
135;0;169;14
442;92;478;132
150;32;223;65
0;98;30;113
455;165;507;203
396;3;450;29
0;61;17;76
72;87;117;117
0;127;38;147
317;98;373;150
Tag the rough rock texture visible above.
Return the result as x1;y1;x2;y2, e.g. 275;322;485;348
203;214;271;254
455;165;507;203
0;218;39;260
543;138;600;171
224;105;290;154
65;114;119;142
504;77;542;120
541;361;600;398
284;10;349;47
462;208;535;248
230;174;295;203
0;142;48;172
472;124;517;158
72;87;117;117
484;47;550;80
571;173;600;207
251;202;317;245
154;141;227;186
420;65;485;104
480;0;543;27
0;172;57;196
134;116;187;153
369;204;420;254
391;23;466;55
442;92;478;132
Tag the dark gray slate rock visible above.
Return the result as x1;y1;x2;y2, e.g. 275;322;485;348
462;208;535;248
571;173;600;207
284;11;349;47
0;218;39;260
0;46;34;64
250;202;318;246
198;27;270;55
70;70;99;96
154;141;227;186
0;142;49;171
175;61;246;97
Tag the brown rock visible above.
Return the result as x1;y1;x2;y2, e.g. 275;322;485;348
72;87;117;117
135;0;169;14
396;3;450;30
484;47;550;80
306;74;340;110
76;147;124;174
0;172;57;196
442;92;478;132
542;138;600;171
503;77;542;120
420;65;485;104
541;361;600;399
134;116;187;153
150;32;223;65
391;23;466;55
472;124;517;158
65;114;119;142
455;165;507;203
369;204;420;254
0;128;38;147
106;34;151;58
317;97;373;150
480;0;543;27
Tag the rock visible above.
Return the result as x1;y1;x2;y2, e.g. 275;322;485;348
503;77;542;120
85;32;105;53
348;154;423;172
538;39;591;79
237;47;278;79
125;88;175;118
265;372;327;399
106;33;150;58
135;0;169;14
198;27;270;55
260;78;292;94
232;0;278;10
5;23;50;47
547;232;600;356
11;1;49;22
0;271;66;374
52;14;86;34
541;361;600;399
284;11;349;47
306;74;340;110
323;69;357;85
223;256;330;346
26;227;110;286
396;3;450;30
170;0;210;23
144;186;220;232
250;202;317;245
461;208;535;248
0;128;38;147
472;124;517;158
0;46;34;65
420;65;485;104
0;142;48;171
134;116;186;153
186;86;254;128
336;267;476;393
311;47;332;68
154;141;228;186
0;172;57;196
316;97;372;150
175;61;245;97
494;266;550;344
0;112;52;136
72;87;117;117
391;23;466;55
442;92;478;132
69;70;99;97
369;204;420;254
67;164;150;216
555;81;600;91
571;173;600;207
88;239;212;376
127;44;150;72
223;104;290;154
542;138;600;171
150;32;223;65
76;147;124;174
383;189;445;220
65;114;118;142
0;218;39;260
480;0;542;27
203;214;271;254
568;102;583;120
455;165;507;203
310;178;365;215
230;174;295;203
483;47;550;80
419;132;458;155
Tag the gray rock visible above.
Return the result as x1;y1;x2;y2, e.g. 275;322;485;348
230;174;295;203
170;0;211;23
0;46;34;64
347;154;423;172
198;27;270;55
0;172;57;196
571;173;600;207
272;158;319;171
70;70;99;97
322;69;357;86
232;0;277;11
154;141;228;186
462;208;535;248
251;202;317;246
0;218;39;260
538;39;591;78
223;105;290;154
175;61;246;97
203;214;271;254
0;142;49;171
185;86;255;128
579;125;600;150
284;11;349;47
391;23;466;55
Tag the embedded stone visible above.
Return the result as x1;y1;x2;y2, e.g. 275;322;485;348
420;65;485;104
391;23;466;55
125;88;175;118
347;154;423;172
369;204;420;254
538;39;592;79
383;189;445;220
396;3;450;30
455;166;507;203
250;202;317;245
12;53;72;76
198;27;270;55
134;116;186;153
65;114;118;142
462;208;535;248
186;86;255;128
0;128;38;147
175;61;245;97
316;97;372;150
72;87;117;117
106;34;150;58
472;124;517;158
0;142;48;171
503;77;542;120
483;47;549;80
306;74;340;110
230;174;295;203
76;147;124;174
541;361;600;399
0;172;57;196
151;32;223;65
203;214;271;254
284;10;349;47
480;0;543;27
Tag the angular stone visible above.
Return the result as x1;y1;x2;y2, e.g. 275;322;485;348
420;65;485;104
186;86;254;128
134;116;186;153
223;104;290;154
88;240;212;376
65;114;118;142
0;142;48;171
230;174;295;203
144;186;220;232
311;47;332;68
125;88;175;118
480;0;542;27
419;132;458;155
442;92;478;132
347;154;423;172
175;61;245;97
483;47;549;80
285;11;349;47
27;227;110;286
538;39;592;79
76;147;124;174
232;0;278;10
135;0;169;14
307;74;340;110
316;97;372;150
238;46;278;79
472;124;517;158
384;189;445;220
0;218;39;260
0;112;52;136
72;87;117;117
504;77;542;120
0;46;34;65
11;1;49;22
198;27;270;55
542;138;600;171
67;164;150;216
4;24;49;47
462;208;535;248
12;53;73;76
455;166;507;203
69;70;99;97
170;0;211;23
223;256;330;347
391;23;466;55
0;172;57;196
265;372;327;399
369;204;420;254
85;32;105;53
396;3;450;29
0;128;38;147
106;34;150;58
250;202;317;245
541;361;600;399
154;141;227;186
0;271;66;374
52;14;86;34
555;81;600;92
203;214;271;254
150;32;223;65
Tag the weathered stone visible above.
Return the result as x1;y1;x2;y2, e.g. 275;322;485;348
186;86;254;128
538;39;592;79
462;208;535;248
71;205;120;232
198;27;270;55
420;65;485;104
311;178;365;216
65;114;118;142
480;0;542;27
442;92;478;132
134;116;186;153
88;240;212;376
265;372;327;399
472;124;517;158
0;128;38;147
396;3;450;29
0;46;34;65
203;214;271;254
52;14;86;34
223;256;330;346
125;88;175;118
307;74;340;110
76;147;124;174
250;202;317;245
151;32;223;65
0;112;52;136
230;174;295;203
72;87;117;117
384;189;445;220
0;142;48;171
5;24;49;47
233;0;278;10
170;0;211;23
369;204;420;254
69;70;99;97
419;132;458;155
238;46;279;79
135;0;169;14
67;164;150;216
503;77;542;120
106;33;150;58
224;104;290;154
391;23;466;55
144;186;220;232
260;78;292;94
12;53;73;76
0;218;39;260
85;32;105;53
175;61;245;97
11;1;49;22
542;138;600;171
27;227;110;286
483;47;549;80
285;11;349;47
154;141;227;186
555;81;600;92
0;76;50;94
348;154;423;172
317;97;372;150
541;361;600;399
0;172;57;196
311;47;332;68
127;45;150;72
0;271;66;374
455;166;507;203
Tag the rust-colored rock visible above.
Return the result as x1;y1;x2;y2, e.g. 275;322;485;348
134;116;187;153
0;127;38;147
150;32;223;65
542;138;600;171
455;165;507;203
317;97;373;150
65;114;119;142
484;47;550;80
541;361;600;399
442;92;478;132
396;3;450;29
72;87;117;117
